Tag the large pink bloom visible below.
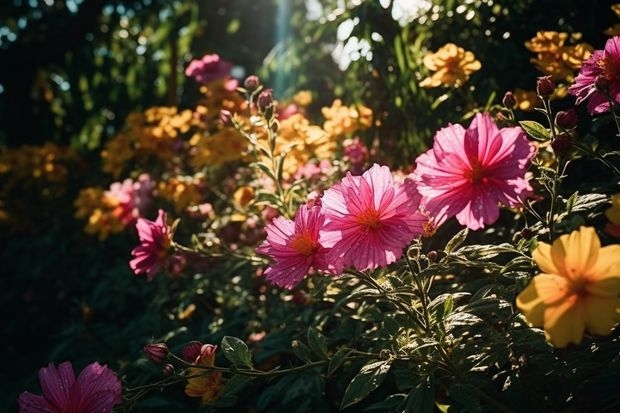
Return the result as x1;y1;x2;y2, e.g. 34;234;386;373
568;36;620;114
256;204;335;289
414;112;535;230
185;54;233;85
129;209;171;280
18;361;122;413
320;163;427;271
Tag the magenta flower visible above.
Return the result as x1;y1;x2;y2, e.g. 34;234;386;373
129;209;171;280
568;36;620;114
414;112;535;230
256;204;335;289
185;54;233;85
18;361;121;413
320;163;427;271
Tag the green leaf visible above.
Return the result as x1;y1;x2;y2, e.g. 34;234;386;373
219;374;255;399
221;336;253;369
327;348;352;377
404;376;435;413
445;228;468;254
307;328;329;359
519;120;550;142
291;339;313;363
565;191;579;213
340;360;392;409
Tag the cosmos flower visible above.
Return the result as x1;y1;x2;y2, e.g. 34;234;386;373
414;112;535;230
18;361;122;413
185;54;233;85
129;209;171;280
320;163;427;271
185;344;223;404
568;36;620;114
256;204;334;289
516;227;620;348
419;43;481;88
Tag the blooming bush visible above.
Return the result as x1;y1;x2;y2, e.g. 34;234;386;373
5;2;620;413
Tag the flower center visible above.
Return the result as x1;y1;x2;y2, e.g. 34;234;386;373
598;53;620;81
464;159;487;184
357;208;382;231
290;231;316;256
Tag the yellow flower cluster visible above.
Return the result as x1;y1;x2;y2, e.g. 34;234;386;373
102;107;201;178
517;227;620;348
196;78;246;123
525;31;593;83
321;99;373;138
0;143;78;184
189;127;248;169
604;4;620;36
74;187;125;240
419;43;481;88
158;174;207;213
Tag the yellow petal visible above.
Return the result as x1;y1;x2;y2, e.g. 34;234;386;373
532;241;559;274
554;227;600;280
516;273;569;326
543;297;585;348
586;245;620;281
584;295;620;336
586;277;620;297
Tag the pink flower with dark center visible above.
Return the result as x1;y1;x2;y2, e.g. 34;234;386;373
256;204;335;289
414;112;535;230
320;163;427;271
185;54;233;85
568;36;620;114
18;361;122;413
129;209;171;280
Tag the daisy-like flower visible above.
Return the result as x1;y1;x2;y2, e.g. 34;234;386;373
256;204;334;289
129;209;171;280
568;36;620;114
18;361;122;413
185;344;223;404
419;43;481;88
414;112;535;230
321;163;427;272
516;227;620;348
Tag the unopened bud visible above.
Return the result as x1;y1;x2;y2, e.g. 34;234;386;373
162;363;175;376
182;340;203;363
243;75;260;92
502;91;516;108
551;132;573;155
555;109;578;130
595;75;610;93
219;109;232;126
257;89;274;113
536;76;556;97
426;250;438;262
144;343;169;364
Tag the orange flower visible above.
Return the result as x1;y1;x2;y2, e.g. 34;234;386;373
419;43;481;88
513;89;541;111
605;194;620;237
525;31;568;53
185;344;223;404
516;227;620;348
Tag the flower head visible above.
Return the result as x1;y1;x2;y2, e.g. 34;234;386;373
420;43;481;88
129;209;171;280
185;54;232;85
256;204;334;289
19;361;121;413
320;164;427;271
516;227;620;348
569;36;620;114
185;344;223;404
414;112;535;230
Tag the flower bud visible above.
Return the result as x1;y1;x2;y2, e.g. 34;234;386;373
426;250;438;262
243;75;260;92
162;363;175;376
219;109;232;126
502;91;516;108
595;75;610;93
551;132;573;156
257;89;274;113
182;340;203;363
144;343;169;364
536;76;556;97
555;109;578;130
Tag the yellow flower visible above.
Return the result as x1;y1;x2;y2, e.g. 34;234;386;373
419;43;481;88
525;31;568;53
185;344;223;404
516;227;620;348
561;43;593;70
321;99;373;137
513;89;540;111
190;127;248;168
293;90;313;107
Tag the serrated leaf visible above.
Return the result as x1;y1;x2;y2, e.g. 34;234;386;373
340;360;392;409
328;348;352;377
565;191;579;213
221;336;253;369
571;193;609;212
519;120;550;142
307;328;329;359
435;295;453;322
445;228;468;254
291;339;313;363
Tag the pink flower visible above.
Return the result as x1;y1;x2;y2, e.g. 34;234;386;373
104;175;154;226
414;112;535;230
256;204;335;289
320;163;427;271
129;209;171;280
185;54;233;85
569;36;620;114
18;361;121;413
